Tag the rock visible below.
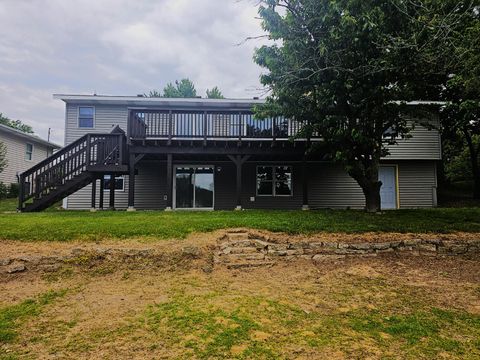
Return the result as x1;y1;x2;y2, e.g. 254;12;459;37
71;248;87;256
181;246;201;258
268;243;288;251
267;250;287;256
312;254;345;262
371;243;392;251
41;264;62;272
229;247;258;254
226;232;249;241
286;249;304;256
0;258;12;266
6;263;26;274
418;243;437;252
348;243;372;251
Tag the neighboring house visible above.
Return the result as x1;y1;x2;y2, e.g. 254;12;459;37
18;94;441;212
0;123;60;186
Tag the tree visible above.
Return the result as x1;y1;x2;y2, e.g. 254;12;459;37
0;113;34;134
437;5;480;198
254;0;425;212
0;141;7;174
206;86;225;99
146;79;225;99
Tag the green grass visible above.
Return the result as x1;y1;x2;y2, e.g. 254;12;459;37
0;198;17;212
0;290;66;345
0;207;479;241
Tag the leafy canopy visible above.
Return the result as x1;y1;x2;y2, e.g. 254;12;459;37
0;113;34;134
206;86;224;99
146;79;225;99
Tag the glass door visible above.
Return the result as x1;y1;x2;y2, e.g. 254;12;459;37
174;166;214;209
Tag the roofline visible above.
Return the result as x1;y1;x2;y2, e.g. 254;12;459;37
53;94;265;106
0;123;61;149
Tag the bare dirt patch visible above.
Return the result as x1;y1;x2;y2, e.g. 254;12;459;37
1;230;479;359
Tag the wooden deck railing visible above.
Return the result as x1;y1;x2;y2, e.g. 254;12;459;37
128;110;307;140
18;133;125;210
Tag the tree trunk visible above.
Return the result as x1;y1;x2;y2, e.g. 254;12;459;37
362;182;382;213
347;160;383;213
463;129;480;199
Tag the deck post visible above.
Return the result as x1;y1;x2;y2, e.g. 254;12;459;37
109;173;115;210
227;155;249;211
90;177;97;212
302;159;309;210
99;176;104;210
127;153;136;211
166;153;173;211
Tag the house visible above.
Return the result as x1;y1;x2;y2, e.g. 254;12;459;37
0;123;60;186
17;94;441;212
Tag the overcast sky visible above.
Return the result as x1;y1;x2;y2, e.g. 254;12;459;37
0;0;268;144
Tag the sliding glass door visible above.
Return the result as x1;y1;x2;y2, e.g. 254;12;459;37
174;166;214;209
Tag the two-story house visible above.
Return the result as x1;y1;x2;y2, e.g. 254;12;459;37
17;94;441;212
0;123;60;186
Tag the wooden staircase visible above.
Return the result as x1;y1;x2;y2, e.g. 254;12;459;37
18;128;127;212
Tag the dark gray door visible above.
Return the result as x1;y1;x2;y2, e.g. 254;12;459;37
174;166;214;209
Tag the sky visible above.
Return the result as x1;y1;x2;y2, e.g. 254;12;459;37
0;0;269;145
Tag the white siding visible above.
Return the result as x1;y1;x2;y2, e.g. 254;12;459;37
0;131;52;185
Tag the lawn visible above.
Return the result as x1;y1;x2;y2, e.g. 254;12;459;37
0;206;480;241
0;253;479;359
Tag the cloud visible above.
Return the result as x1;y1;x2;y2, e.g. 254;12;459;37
0;0;269;145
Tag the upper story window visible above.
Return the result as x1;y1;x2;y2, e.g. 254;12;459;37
78;106;94;128
256;166;293;196
25;143;33;161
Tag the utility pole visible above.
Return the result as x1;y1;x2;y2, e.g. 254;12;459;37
47;128;51;142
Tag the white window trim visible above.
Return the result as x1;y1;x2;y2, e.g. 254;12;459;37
103;175;125;192
256;165;293;197
78;106;95;129
25;143;34;161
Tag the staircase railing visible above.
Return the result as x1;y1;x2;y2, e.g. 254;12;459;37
18;132;125;211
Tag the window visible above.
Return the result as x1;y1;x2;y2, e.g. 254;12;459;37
103;175;124;191
78;106;94;128
25;143;33;161
256;166;292;196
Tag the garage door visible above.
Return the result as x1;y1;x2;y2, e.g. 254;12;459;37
379;166;397;209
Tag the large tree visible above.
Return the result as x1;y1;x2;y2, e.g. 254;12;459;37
437;4;480;198
254;0;426;212
0;113;34;134
206;86;225;99
147;79;225;99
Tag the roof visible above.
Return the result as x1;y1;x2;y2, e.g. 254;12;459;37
53;94;265;110
0;123;61;149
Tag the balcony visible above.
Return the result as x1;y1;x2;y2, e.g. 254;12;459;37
127;109;310;142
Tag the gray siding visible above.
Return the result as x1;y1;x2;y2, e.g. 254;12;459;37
385;119;441;160
308;161;437;209
0;130;52;185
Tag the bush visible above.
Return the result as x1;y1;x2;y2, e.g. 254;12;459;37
0;182;7;199
8;183;19;198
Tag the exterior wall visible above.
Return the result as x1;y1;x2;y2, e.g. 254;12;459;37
0;130;52;185
62;102;441;209
308;160;438;209
385;119;441;160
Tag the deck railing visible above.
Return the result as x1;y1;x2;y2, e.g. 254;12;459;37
128;110;307;140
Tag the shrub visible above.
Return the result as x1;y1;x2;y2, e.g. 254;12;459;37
8;183;19;198
0;182;7;199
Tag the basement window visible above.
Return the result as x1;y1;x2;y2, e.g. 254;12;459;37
78;106;94;128
103;175;124;191
256;166;292;196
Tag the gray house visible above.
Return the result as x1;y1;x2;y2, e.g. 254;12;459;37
17;94;441;212
0;123;60;186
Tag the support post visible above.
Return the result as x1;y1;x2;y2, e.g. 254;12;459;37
90;177;97;212
166;154;173;211
99;176;104;210
227;155;250;211
109;173;115;210
127;153;136;211
302;159;309;210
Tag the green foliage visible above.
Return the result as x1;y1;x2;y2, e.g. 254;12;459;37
7;183;18;198
0;113;34;134
0;290;66;344
0;183;8;200
146;80;224;99
206;86;225;99
253;0;436;211
0;141;7;174
0;208;479;241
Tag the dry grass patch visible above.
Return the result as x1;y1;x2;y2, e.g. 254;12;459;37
0;242;479;359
